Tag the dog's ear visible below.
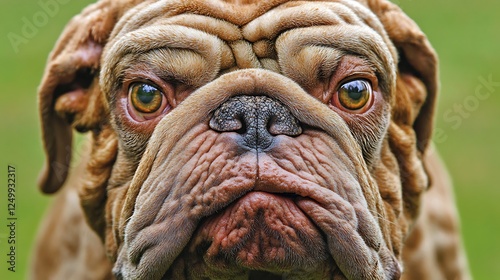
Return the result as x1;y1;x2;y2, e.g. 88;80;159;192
367;0;438;153
38;0;122;194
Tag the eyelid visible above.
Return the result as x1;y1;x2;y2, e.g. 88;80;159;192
123;77;163;93
122;70;176;97
335;73;377;91
338;78;371;90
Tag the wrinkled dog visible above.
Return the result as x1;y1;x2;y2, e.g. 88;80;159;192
32;0;470;279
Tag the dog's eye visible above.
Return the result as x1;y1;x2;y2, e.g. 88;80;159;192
335;80;372;112
129;83;164;113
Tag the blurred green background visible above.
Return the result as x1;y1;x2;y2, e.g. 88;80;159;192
0;0;498;279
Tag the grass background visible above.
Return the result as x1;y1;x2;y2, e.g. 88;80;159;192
0;0;498;279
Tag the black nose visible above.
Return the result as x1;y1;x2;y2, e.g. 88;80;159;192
209;96;302;150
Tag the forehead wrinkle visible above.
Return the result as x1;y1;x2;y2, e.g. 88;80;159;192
111;1;394;49
110;0;175;41
337;0;397;59
101;24;223;99
111;0;292;41
229;40;262;69
154;14;242;42
243;1;361;42
138;49;212;86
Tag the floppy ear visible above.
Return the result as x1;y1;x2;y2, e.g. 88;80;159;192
38;0;122;194
366;0;438;153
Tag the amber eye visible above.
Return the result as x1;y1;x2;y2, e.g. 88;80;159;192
336;80;372;111
129;83;163;113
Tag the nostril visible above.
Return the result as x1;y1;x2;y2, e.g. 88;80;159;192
268;119;302;136
267;116;278;135
209;111;247;133
267;110;302;136
235;117;247;135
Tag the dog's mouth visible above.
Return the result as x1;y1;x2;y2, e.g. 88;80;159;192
197;191;327;265
168;190;333;278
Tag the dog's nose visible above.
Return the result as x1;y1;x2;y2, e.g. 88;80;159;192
209;96;302;150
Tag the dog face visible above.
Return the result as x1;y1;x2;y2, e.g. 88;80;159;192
38;0;438;279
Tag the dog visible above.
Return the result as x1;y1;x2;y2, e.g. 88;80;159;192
31;0;471;279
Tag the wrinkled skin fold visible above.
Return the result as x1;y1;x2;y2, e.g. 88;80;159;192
32;0;471;280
